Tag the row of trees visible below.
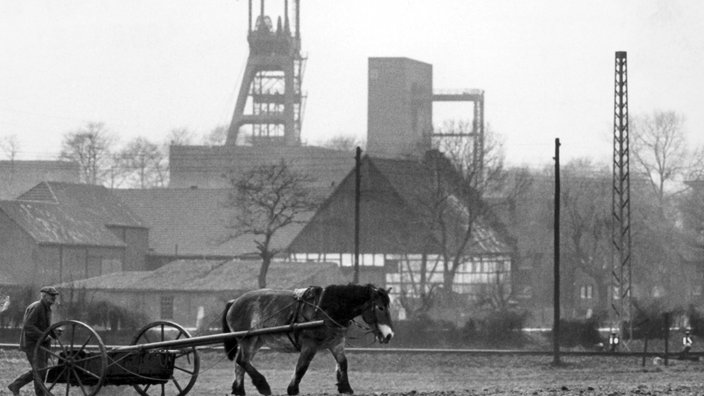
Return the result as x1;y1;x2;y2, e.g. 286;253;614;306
55;123;229;188
547;110;704;317
387;110;704;322
0;122;363;189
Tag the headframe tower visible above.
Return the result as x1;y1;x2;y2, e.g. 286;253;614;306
226;0;306;146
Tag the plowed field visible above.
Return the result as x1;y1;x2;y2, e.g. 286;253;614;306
2;349;704;395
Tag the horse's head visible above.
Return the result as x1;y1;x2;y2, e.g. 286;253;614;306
360;286;394;344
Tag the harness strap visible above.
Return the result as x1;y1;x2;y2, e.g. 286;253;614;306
286;286;325;351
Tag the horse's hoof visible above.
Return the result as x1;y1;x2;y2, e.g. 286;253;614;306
337;383;354;394
287;385;299;395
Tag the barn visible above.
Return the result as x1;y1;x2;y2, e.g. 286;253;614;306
0;182;148;287
286;152;514;322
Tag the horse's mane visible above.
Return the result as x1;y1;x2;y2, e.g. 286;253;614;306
319;283;388;324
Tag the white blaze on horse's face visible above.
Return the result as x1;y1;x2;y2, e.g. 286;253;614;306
377;323;394;343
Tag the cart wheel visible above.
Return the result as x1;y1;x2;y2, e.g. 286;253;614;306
131;321;200;396
34;320;107;396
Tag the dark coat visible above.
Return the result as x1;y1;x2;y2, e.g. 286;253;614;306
19;299;53;353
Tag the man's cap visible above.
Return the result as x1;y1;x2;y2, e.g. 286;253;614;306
40;286;59;296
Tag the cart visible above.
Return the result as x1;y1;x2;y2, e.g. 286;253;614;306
32;319;324;395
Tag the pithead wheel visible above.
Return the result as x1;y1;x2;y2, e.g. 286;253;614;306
131;320;200;396
34;320;108;396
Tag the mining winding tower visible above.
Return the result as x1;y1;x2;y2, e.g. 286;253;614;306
226;0;305;147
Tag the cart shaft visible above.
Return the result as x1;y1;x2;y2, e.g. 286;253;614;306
112;320;325;352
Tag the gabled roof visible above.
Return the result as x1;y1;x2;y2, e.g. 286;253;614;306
0;200;126;246
114;188;316;257
288;153;512;256
19;182;144;228
370;156;511;255
56;260;348;292
0;182;146;247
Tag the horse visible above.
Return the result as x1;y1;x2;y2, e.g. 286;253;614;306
221;283;394;396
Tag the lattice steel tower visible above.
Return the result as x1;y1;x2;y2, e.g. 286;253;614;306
611;51;633;339
226;0;306;146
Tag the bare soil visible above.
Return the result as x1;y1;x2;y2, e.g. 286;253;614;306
2;349;704;395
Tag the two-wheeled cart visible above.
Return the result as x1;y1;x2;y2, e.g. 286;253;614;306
32;319;324;395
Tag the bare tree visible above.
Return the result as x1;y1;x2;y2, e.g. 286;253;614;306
396;122;515;314
224;160;319;288
166;127;195;146
118;137;168;188
203;125;228;146
559;159;612;314
60;122;115;185
428;123;509;293
105;152;131;189
0;135;20;162
319;135;365;152
631;111;689;208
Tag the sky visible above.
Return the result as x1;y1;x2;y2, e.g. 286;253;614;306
1;0;703;167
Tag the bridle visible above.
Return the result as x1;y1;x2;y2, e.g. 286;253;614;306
359;287;387;339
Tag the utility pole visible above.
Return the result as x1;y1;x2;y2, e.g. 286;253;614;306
553;138;561;365
354;146;362;284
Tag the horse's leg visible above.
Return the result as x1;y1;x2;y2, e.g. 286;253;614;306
287;345;317;395
232;344;247;396
329;342;353;394
235;337;272;396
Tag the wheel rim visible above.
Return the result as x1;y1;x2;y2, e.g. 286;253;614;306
34;320;107;396
131;321;200;396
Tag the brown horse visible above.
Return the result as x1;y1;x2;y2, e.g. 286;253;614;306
221;283;394;395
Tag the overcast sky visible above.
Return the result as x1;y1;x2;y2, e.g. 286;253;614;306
1;0;703;167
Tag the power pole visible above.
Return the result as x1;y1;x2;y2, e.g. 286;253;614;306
354;146;362;284
611;51;633;345
553;138;561;365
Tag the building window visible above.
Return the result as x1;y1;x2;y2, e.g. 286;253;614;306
160;296;174;320
580;285;593;300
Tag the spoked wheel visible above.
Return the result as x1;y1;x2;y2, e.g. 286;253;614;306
34;320;108;396
131;321;200;396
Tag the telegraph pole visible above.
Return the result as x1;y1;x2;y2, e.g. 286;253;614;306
354;146;362;284
553;138;561;365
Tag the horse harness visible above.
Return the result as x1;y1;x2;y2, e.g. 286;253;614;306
286;286;326;351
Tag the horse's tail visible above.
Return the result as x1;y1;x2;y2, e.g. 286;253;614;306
222;300;238;360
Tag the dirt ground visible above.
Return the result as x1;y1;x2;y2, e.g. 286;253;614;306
2;349;704;395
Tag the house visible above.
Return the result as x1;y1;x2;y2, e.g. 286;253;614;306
55;259;349;329
113;188;322;269
0;182;148;286
286;153;514;320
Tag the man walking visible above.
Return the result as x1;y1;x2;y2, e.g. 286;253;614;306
7;286;62;396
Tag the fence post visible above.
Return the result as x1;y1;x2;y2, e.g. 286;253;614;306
664;312;670;366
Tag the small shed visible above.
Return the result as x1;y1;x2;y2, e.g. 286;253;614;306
55;259;349;329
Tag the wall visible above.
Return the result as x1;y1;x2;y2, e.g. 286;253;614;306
0;211;42;285
108;226;149;271
169;145;353;190
38;245;125;285
59;289;239;330
367;57;433;159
